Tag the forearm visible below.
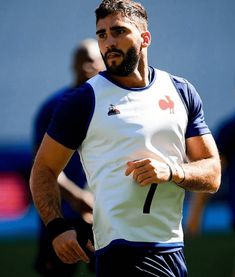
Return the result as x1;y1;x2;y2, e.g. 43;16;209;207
30;163;63;225
174;157;221;193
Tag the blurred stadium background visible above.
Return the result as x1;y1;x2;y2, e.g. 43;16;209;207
0;0;235;276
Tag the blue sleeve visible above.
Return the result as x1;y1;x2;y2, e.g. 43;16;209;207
34;92;62;147
171;75;210;138
47;82;95;150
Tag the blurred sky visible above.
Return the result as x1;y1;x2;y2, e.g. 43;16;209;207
0;0;235;145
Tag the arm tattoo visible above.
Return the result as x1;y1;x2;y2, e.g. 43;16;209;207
30;164;63;225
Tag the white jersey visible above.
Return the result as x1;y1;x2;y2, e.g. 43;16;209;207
48;67;210;252
82;69;187;251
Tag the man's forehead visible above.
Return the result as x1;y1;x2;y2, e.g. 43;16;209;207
96;13;137;31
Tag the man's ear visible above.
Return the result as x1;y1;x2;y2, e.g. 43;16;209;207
141;31;151;48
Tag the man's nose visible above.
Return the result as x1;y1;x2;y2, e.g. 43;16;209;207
105;35;116;49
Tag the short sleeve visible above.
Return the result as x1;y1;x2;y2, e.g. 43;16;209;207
171;76;210;138
47;83;95;150
33;91;64;148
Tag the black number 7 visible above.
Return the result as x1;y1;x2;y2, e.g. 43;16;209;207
143;183;158;214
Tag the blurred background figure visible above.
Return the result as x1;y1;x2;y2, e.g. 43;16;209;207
185;91;235;236
216;111;235;277
185;192;211;236
216;112;235;232
184;89;235;276
33;38;105;276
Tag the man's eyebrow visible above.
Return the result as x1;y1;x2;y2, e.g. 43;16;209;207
96;29;105;35
96;26;127;35
110;26;126;31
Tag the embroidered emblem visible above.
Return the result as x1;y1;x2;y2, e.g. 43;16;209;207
108;104;120;116
159;96;174;114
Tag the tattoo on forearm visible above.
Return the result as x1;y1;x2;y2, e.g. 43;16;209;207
30;165;63;225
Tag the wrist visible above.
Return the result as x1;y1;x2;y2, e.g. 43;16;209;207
46;217;75;242
170;163;185;184
166;164;173;182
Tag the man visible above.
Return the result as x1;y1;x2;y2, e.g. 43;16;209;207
33;38;104;276
30;1;221;276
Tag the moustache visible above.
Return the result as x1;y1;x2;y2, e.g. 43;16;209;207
104;48;124;59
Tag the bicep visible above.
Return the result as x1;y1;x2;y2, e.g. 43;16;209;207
186;134;220;162
34;133;75;177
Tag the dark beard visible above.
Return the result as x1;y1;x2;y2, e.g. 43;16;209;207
102;47;139;77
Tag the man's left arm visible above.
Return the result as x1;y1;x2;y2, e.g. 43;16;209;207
126;134;221;194
178;133;221;193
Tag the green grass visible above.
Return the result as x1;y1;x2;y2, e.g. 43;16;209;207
0;239;95;277
184;232;235;277
0;233;234;277
0;239;38;277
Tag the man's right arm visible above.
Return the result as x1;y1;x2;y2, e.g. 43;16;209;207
30;133;74;224
30;134;91;264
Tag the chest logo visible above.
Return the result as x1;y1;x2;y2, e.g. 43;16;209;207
108;104;120;116
159;96;174;114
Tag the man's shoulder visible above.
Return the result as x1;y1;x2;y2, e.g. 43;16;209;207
153;68;188;87
155;69;203;113
170;74;187;86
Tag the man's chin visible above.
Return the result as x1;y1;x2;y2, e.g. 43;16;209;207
108;60;121;67
107;65;120;74
106;62;134;77
107;69;131;77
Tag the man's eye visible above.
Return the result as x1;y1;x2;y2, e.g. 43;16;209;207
98;33;106;39
116;29;125;34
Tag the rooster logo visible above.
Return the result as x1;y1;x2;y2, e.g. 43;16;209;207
159;96;174;114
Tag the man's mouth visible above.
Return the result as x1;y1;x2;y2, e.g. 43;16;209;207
106;52;122;60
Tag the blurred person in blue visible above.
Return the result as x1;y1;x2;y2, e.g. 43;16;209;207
215;116;235;277
185;105;235;236
216;113;235;231
33;38;105;276
186;110;235;276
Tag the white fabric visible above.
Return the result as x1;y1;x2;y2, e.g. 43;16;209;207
79;69;188;250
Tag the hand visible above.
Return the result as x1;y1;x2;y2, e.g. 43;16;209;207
125;158;171;186
52;229;94;264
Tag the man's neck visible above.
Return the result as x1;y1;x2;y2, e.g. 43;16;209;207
110;68;149;88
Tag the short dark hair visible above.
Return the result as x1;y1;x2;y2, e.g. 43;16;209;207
95;0;148;30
